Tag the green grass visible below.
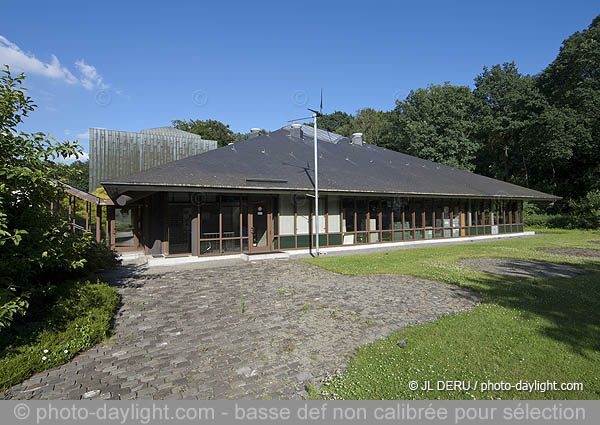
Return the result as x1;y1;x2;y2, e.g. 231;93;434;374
0;279;119;391
303;229;600;399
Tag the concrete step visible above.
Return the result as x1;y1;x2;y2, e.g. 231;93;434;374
241;252;290;262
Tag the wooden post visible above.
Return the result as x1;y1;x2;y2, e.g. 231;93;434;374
108;206;116;249
96;204;102;243
162;193;169;256
72;197;77;230
144;202;150;255
85;203;90;231
68;196;73;232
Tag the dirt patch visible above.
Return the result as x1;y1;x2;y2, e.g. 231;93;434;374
540;248;600;258
590;240;600;245
459;258;585;279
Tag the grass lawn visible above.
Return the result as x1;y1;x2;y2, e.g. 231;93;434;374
0;279;119;392
303;229;600;399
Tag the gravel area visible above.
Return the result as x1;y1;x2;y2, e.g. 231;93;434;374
4;260;478;400
459;258;585;279
539;248;600;258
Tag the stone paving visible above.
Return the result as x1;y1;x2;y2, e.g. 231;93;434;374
4;260;478;400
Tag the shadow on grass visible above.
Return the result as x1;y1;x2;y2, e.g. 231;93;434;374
460;259;600;358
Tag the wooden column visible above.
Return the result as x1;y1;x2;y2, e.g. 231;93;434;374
108;206;116;249
85;203;90;231
162;193;169;256
143;201;150;255
96;205;102;243
68;196;73;232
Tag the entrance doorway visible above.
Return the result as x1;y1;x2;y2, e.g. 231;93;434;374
168;203;194;255
248;198;272;252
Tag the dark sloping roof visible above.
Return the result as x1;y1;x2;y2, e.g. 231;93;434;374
102;127;559;201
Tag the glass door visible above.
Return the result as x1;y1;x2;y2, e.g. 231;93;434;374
248;198;272;252
114;207;141;252
168;204;194;255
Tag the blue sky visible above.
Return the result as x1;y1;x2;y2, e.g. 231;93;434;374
1;1;598;159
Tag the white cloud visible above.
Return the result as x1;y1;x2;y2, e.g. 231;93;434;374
75;59;108;90
0;35;77;84
64;129;89;140
60;152;89;163
0;35;109;91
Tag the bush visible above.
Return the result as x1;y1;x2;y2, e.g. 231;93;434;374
1;67;117;329
569;190;600;229
524;191;600;230
525;213;575;229
0;279;119;390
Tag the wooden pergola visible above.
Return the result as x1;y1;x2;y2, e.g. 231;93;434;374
55;182;116;247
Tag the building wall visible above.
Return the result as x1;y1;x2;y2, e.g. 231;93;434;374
124;193;524;257
88;128;217;192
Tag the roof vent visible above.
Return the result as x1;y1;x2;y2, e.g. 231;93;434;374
352;132;363;146
248;128;262;139
290;123;303;139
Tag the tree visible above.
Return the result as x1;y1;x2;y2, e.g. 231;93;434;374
473;63;551;185
54;160;89;192
392;83;482;171
172;119;236;147
536;14;600;199
0;67;92;328
234;128;267;142
336;108;395;148
314;111;354;133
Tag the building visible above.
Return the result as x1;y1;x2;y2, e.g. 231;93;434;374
99;125;559;257
88;127;218;192
61;126;217;246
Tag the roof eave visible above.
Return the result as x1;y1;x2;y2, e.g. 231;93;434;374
101;181;560;202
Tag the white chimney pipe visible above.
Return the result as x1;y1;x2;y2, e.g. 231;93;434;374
352;132;363;146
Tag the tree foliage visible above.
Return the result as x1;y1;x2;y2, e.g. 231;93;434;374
537;15;600;199
392;83;483;171
0;67;113;329
54;160;89;192
172;118;237;147
314;111;354;133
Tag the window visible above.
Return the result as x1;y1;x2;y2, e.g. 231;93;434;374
221;202;240;238
200;203;219;239
312;199;326;233
296;198;310;234
381;199;392;230
393;198;405;230
342;199;355;232
279;196;295;236
413;201;423;228
356;200;367;231
328;197;341;232
115;208;135;247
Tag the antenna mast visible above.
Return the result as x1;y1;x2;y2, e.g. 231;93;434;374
288;89;323;257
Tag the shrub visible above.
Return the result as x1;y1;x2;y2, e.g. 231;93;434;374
569;190;600;229
0;279;119;390
0;67;117;329
524;213;574;229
